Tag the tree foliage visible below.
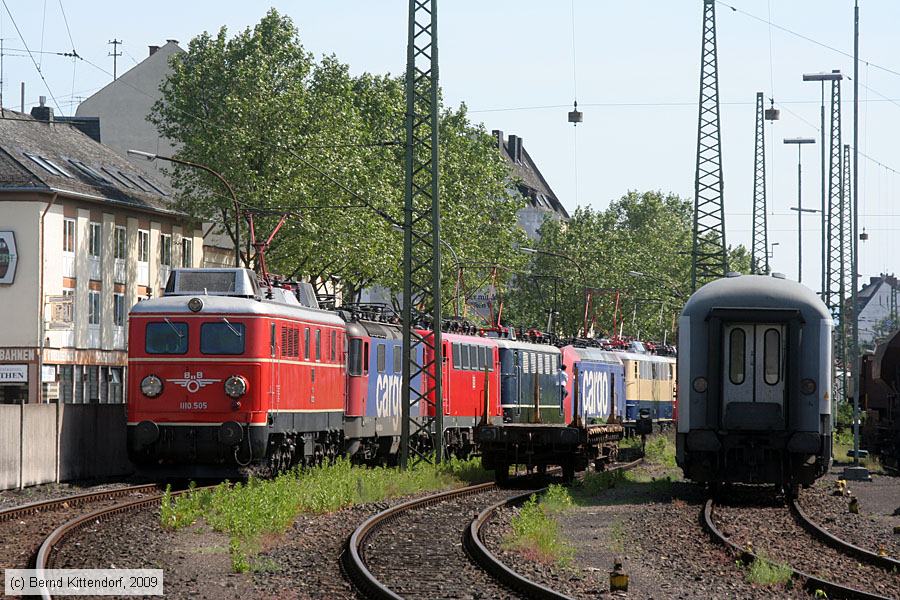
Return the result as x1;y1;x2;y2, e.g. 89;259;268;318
504;190;751;340
150;9;525;303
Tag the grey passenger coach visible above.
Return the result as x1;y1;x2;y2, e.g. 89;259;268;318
676;273;833;492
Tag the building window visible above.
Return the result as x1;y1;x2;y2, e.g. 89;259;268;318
160;234;172;266
114;226;127;259
138;230;149;262
113;293;125;327
182;238;193;267
88;291;101;325
89;222;102;257
63;218;76;252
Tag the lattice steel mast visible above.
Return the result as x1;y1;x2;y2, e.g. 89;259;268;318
841;143;852;400
751;92;769;275
824;76;844;408
400;0;443;468
692;0;728;291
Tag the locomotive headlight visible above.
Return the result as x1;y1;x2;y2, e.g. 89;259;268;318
188;297;204;312
692;377;708;393
800;378;817;395
224;375;248;398
141;374;163;398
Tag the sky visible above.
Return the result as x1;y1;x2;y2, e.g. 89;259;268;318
2;0;899;293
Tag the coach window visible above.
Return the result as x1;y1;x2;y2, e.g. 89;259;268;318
315;329;321;361
393;346;402;373
461;345;470;370
200;322;245;355
348;339;363;375
304;328;310;359
763;329;781;385
145;322;188;354
452;343;461;369
729;328;746;385
377;344;386;373
331;331;336;361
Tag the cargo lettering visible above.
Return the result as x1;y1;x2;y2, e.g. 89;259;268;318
375;373;401;429
580;370;610;418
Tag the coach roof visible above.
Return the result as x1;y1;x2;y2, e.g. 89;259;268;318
681;274;831;323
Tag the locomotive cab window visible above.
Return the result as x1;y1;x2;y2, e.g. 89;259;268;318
331;330;336;361
763;328;781;385
348;339;363;376
452;343;461;369
200;321;245;355
304;328;310;360
315;329;321;361
729;328;746;384
145;321;188;354
461;345;470;370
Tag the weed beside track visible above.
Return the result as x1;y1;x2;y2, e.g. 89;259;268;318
159;457;490;571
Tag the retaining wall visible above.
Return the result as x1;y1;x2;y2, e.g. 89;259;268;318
0;403;133;490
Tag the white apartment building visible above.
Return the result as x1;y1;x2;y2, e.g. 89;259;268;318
0;105;203;404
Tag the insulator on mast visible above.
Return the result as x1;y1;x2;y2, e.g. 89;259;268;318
764;98;780;121
568;100;583;125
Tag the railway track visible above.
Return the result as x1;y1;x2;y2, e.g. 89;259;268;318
29;484;214;600
0;484;160;578
703;494;900;600
344;460;642;600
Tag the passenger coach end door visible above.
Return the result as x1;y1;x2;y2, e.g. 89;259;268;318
722;323;786;429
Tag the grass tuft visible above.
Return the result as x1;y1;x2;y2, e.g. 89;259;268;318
160;456;489;572
504;485;576;566
643;435;677;467
746;553;793;586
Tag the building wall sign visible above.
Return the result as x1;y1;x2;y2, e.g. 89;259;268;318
47;295;74;329
0;348;36;362
0;364;28;384
0;231;17;284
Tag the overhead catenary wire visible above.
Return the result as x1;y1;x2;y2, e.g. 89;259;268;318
0;0;62;114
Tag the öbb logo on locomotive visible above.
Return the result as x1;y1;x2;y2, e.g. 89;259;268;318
168;371;221;393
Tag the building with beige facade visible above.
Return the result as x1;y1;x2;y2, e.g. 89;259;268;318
0;104;203;404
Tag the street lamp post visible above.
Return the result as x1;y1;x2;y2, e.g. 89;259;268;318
783;137;816;283
802;71;842;293
127;149;242;268
520;247;586;335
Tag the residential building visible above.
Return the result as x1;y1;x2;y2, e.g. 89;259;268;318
0;104;203;404
75;40;235;268
857;274;900;348
493;130;569;240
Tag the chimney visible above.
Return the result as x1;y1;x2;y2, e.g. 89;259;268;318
492;129;504;153
149;45;160;56
515;136;524;163
30;96;53;122
507;135;518;162
166;39;179;45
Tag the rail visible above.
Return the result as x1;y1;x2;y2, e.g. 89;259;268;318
702;498;893;600
463;458;643;600
0;484;159;524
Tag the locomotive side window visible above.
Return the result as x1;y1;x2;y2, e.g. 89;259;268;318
729;329;746;385
393;346;402;373
461;345;470;370
348;339;363;375
469;346;478;371
763;328;781;385
145;321;188;354
331;331;337;361
304;328;310;360
452;343;461;369
363;342;369;374
200;322;245;355
315;329;321;361
377;344;386;373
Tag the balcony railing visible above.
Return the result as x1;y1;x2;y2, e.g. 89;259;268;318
114;258;126;283
89;256;101;281
62;253;75;278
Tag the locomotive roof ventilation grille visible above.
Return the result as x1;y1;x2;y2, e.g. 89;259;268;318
164;268;261;299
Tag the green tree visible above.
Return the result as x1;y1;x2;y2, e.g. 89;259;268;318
150;9;525;304
505;190;751;340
